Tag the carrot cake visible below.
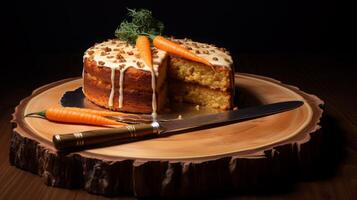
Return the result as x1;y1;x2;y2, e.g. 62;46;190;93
82;38;234;114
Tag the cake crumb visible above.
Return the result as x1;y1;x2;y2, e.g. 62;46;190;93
177;115;182;120
195;105;200;111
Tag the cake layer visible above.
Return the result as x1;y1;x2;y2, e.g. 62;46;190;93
169;81;233;110
83;72;167;113
169;57;232;92
84;57;168;92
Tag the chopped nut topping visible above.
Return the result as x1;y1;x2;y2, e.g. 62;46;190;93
202;50;209;54
116;54;124;59
136;61;144;68
212;57;219;61
152;49;158;54
195;50;201;54
192;43;199;48
127;51;134;55
87;50;95;55
210;49;216;53
224;58;230;62
153;54;159;58
118;49;125;54
113;48;120;51
116;54;126;62
100;51;108;56
106;55;114;59
103;47;111;52
111;41;116;44
135;54;141;59
119;64;126;69
98;61;105;65
218;47;227;52
187;46;193;50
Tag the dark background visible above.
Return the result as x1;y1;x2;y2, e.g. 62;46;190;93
2;0;356;88
1;1;357;199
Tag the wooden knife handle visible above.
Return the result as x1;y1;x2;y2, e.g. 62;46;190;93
52;122;161;150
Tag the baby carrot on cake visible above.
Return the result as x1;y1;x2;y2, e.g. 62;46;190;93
25;107;126;126
152;35;214;68
136;35;153;68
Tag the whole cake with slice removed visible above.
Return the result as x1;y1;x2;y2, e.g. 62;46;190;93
82;9;235;114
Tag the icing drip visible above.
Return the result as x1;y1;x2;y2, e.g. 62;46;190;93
108;67;116;108
118;69;125;108
150;69;157;121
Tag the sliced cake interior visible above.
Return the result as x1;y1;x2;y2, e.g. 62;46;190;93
168;39;234;110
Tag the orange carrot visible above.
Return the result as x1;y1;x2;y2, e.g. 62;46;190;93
136;35;152;68
63;107;133;117
152;36;214;70
25;107;126;126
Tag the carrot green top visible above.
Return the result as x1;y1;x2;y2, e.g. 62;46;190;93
114;9;164;45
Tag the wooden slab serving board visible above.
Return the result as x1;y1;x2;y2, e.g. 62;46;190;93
10;73;324;197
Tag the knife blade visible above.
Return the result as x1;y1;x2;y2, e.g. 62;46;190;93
52;101;303;151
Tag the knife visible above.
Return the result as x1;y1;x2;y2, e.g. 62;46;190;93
52;101;303;151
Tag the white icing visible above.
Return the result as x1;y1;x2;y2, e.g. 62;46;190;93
150;69;157;121
84;39;167;76
172;38;233;67
108;67;116;107
118;68;125;108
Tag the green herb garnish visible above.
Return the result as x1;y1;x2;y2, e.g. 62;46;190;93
115;8;164;44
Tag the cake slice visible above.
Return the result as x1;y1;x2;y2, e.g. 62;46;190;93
168;39;234;110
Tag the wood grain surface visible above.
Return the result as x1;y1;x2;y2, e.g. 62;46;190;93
8;73;322;197
20;74;317;160
1;54;356;199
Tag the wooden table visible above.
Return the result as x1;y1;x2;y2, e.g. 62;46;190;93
1;54;356;199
